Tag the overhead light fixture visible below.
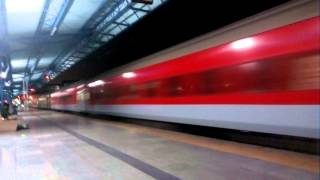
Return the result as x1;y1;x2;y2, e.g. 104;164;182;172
0;72;7;78
0;66;9;78
6;0;45;13
4;81;11;87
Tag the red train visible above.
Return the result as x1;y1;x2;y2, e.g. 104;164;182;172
38;0;319;138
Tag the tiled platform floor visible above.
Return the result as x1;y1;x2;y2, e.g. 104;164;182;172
0;110;319;180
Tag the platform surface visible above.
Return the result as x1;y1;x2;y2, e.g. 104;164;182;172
0;119;17;132
0;110;319;179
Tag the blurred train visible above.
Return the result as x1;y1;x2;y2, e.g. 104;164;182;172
34;0;319;139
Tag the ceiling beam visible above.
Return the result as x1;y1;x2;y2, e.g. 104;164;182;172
8;33;87;45
26;0;74;83
50;0;74;36
36;0;52;33
25;0;52;82
0;1;13;96
50;0;130;76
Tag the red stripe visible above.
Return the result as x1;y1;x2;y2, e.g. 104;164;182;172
105;17;320;85
90;90;319;105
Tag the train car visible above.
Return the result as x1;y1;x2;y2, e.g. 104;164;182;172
50;82;89;112
49;0;319;138
33;94;50;109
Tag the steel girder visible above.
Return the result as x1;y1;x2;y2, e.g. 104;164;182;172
46;0;167;81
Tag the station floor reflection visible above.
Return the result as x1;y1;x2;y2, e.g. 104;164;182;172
0;110;319;179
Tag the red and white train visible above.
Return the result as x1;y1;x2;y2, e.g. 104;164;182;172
37;0;319;138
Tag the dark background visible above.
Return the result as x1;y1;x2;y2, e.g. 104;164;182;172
43;0;291;92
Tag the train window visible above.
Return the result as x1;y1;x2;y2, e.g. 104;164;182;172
154;78;171;97
204;61;262;94
112;85;127;99
126;84;140;99
131;81;158;98
259;57;290;91
146;81;159;97
259;53;320;91
286;54;320;90
167;77;179;96
118;85;132;99
104;86;114;99
176;72;207;96
85;53;319;101
134;83;146;97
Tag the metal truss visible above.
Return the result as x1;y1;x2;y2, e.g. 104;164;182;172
47;0;167;80
0;0;14;101
24;0;74;84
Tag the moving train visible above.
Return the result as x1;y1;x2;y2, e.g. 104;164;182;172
35;0;319;139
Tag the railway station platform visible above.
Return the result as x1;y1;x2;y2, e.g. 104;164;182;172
0;110;319;179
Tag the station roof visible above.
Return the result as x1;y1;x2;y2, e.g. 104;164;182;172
0;0;166;95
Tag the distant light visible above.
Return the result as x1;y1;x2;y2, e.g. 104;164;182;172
6;0;45;13
4;81;10;87
51;92;60;98
66;88;74;92
76;84;85;89
50;26;57;36
231;38;255;50
44;74;50;81
0;72;6;78
88;80;105;87
51;91;67;97
13;77;23;82
29;88;35;92
76;89;85;95
122;72;136;78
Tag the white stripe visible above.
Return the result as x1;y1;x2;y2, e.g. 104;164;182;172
51;104;84;112
85;104;320;139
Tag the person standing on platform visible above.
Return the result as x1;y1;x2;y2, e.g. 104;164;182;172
1;101;10;120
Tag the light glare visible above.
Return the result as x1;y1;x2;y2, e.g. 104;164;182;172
6;0;45;13
122;72;136;78
0;72;7;78
231;38;255;50
66;88;74;92
4;81;10;87
76;84;85;89
88;80;105;87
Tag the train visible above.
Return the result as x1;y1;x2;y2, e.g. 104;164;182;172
34;0;319;139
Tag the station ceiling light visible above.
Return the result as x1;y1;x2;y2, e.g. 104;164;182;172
5;0;45;13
